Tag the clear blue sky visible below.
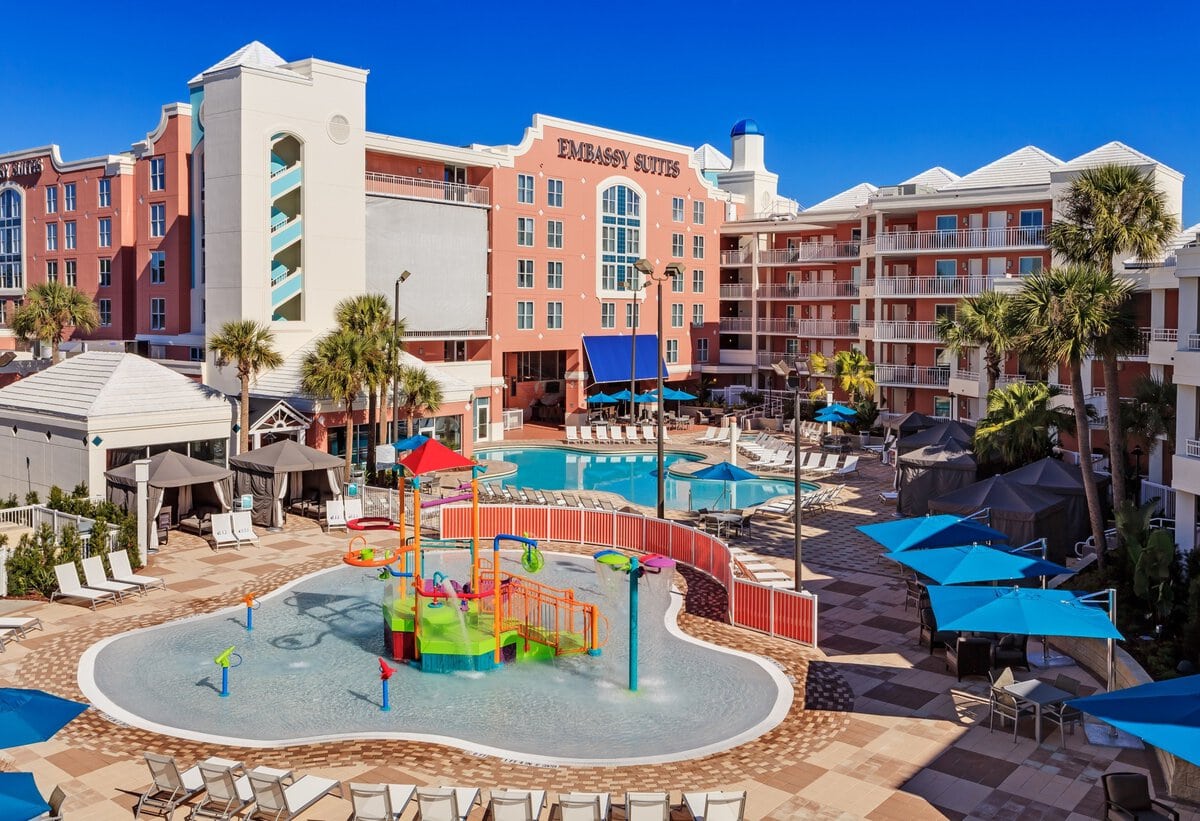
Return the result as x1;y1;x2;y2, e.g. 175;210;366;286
5;0;1198;224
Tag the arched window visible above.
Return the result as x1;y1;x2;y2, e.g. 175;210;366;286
0;189;21;291
599;184;642;292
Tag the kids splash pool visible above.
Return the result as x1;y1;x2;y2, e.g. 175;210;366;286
79;550;792;766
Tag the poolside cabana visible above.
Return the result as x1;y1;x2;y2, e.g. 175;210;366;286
897;420;976;456
897;441;978;516
105;450;234;545
928;474;1072;563
229;440;345;528
1004;457;1107;551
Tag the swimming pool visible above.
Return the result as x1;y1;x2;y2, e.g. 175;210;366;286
478;447;812;511
80;551;791;765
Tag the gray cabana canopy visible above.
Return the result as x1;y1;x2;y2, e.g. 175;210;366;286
1003;457;1108;554
106;450;234;544
884;411;937;434
898;440;978;517
898;420;976;455
928;474;1071;562
229;440;344;527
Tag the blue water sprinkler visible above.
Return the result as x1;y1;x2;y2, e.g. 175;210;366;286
214;646;241;698
242;593;259;631
379;657;396;711
593;551;675;692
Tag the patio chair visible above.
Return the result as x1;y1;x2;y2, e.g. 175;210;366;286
44;785;66;821
325;500;348;532
135;753;228;820
561;491;582;507
497;485;518;503
1102;772;1179;820
108;550;166;592
517;487;537;504
191;761;254;820
642;425;658;443
626;425;641;444
348;781;416;821
759;498;794;518
245;769;342;820
478;483;498;502
344;497;364;522
904;578;925;612
918;606;956;653
595;425;613;444
625;791;671;821
711;428;730;445
210;513;239;550
948;636;994;681
989;678;1036;741
0;616;44;637
487;788;547;821
231;511;260;546
695;427;718;444
579;425;595;443
683;790;746;821
1043;674;1083;744
565;426;580;444
81;555;139;599
832;454;860;477
992;633;1030;672
414;786;481;821
50;562;117;610
557;792;611;821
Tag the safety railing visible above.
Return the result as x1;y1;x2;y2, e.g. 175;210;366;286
874;320;940;341
874;276;991;297
876;226;1046;252
874;364;951;387
364;172;491;206
757;281;861;299
758;243;860;264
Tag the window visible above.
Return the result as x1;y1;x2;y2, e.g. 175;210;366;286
517;174;534;204
671;303;683;328
1019;256;1043;276
150;156;166;191
692;235;705;259
0;190;21;290
671;197;684;222
692;200;705;225
691;269;704;292
696;337;709;363
444;340;467;362
473;396;490;443
692;304;705;326
150;251;166;284
45;186;57;214
150;298;166;330
65;259;76;286
517;259;534;288
64;221;76;250
666;339;679;364
935;304;956;321
599;184;642;294
625;302;640;329
546;260;563;289
601;263;617;291
1019;209;1044;244
99;258;111;287
547;301;563;329
1019;209;1043;226
936;215;957;232
189;347;205;362
671;233;684;258
547;178;563;208
63;183;75;211
98;218;112;248
46;260;58;282
516;301;534;330
0;300;6;325
547;220;563;249
600;302;615;328
150;203;166;237
933;396;952;418
98;178;110;208
516;217;534;246
935;259;956;277
98;298;112;326
46;223;57;251
785;338;799;357
671;272;684;293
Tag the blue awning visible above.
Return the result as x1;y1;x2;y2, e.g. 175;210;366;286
583;335;667;384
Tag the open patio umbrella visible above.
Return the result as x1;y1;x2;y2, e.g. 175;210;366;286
823;402;857;417
0;688;88;749
0;773;51;820
587;392;617;405
692;461;756;510
858;514;1009;553
884;544;1073;585
399;439;475;476
1066;675;1200;766
609;389;633;401
661;387;696;401
633;392;658;403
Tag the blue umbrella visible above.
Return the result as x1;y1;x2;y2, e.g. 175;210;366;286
662;387;697;401
692;461;757;510
0;773;50;820
633;392;658;404
824;402;858;417
815;409;855;423
1067;675;1200;766
392;434;430;452
858;515;1010;553
587;392;617;405
0;688;87;748
610;389;634;401
926;586;1123;640
884;544;1074;585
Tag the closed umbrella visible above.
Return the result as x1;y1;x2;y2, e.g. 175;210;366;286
692;461;756;510
0;773;51;820
884;544;1073;585
1067;675;1200;766
858;514;1009;553
0;688;88;748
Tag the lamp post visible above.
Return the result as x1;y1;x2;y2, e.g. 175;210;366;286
390;271;412;441
634;259;685;519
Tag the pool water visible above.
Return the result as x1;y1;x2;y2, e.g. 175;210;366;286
81;552;791;765
478;447;812;511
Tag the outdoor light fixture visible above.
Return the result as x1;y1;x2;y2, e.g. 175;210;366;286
391;270;413;441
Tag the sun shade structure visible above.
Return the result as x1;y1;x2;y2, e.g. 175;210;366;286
0;688;88;749
858;514;1009;553
926;586;1122;640
897;441;978;516
582;334;667;383
1004;457;1108;551
229;440;344;528
883;411;937;433
897;420;976;455
692;460;757;510
586;393;618;405
106;450;234;545
1067;675;1200;767
928;475;1071;563
0;772;52;819
399;439;475;476
884;544;1073;585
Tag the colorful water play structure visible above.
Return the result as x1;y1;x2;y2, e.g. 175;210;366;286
342;440;606;673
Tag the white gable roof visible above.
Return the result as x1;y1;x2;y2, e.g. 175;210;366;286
0;352;229;421
693;143;732;171
804;182;877;213
901;167;960;188
190;41;288;83
253;346;475;404
941;146;1064;191
1061;141;1182;178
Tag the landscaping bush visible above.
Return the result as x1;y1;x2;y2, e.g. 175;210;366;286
4;526;61;598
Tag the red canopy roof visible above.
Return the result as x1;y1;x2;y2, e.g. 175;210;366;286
399;439;475;476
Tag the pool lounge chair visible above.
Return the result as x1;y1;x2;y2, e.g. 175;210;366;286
50;562;117;610
107;550;166;592
344;497;364;522
695;427;718;444
135;753;239;820
642;425;658;443
487;789;547;821
415;786;481;821
594;426;612;444
231;511;260;546
325;500;348;532
832;454;860;477
626;425;641;444
245;769;342;820
711;428;731;445
565;426;580;444
557;792;612;821
81;555;139;599
579;426;594;443
0;616;43;638
684;790;746;820
210;513;239;550
348;782;416;821
759;498;794;518
625;791;671;821
562;492;582;507
191;761;255;821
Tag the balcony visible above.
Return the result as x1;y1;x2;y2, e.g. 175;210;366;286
949;369;982;398
874;321;940;342
757;281;861;299
720;249;753;266
1147;328;1176;366
270;163;303;199
875;364;951;387
718;349;756;367
1119;328;1151;360
758;242;860;265
875;226;1046;253
270;215;303;254
364;172;490;207
718;317;753;334
403;326;490;341
874;276;991;297
757;318;797;335
793;319;864;338
755;351;807;370
1174;439;1200;496
719;284;753;299
271;269;303;307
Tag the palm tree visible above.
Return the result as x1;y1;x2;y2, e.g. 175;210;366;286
1121;375;1176;458
1015;265;1133;569
334;294;395;474
935;291;1018;394
1046;163;1179;507
300;330;378;480
832;348;875;404
973;382;1076;470
208;320;284;455
396;366;444;442
11;281;99;363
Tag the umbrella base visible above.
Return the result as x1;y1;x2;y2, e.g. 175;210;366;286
1030;639;1078;668
1084;720;1145;750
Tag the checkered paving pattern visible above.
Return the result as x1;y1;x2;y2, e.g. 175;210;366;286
0;432;1196;819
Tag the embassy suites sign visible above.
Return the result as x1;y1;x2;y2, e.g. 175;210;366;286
556;138;681;178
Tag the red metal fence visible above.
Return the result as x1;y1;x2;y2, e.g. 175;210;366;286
439;504;817;647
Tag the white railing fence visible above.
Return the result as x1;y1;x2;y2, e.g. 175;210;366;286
364;172;491;206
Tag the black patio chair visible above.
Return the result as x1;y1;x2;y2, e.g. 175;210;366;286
1102;772;1179;820
992;634;1030;672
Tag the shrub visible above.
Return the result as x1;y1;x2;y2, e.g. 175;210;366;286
4;526;58;597
23;491;38;506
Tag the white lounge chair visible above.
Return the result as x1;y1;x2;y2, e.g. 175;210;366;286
487;789;547;821
579;425;595;443
82;555;139;599
344;497;364;522
191;761;254;821
0;616;43;637
625;792;671;821
557;792;612;821
135;753;238;820
626;425;641;444
565;426;580;444
50;562;116;610
695;427;718;444
348;782;416;821
415;786;481;821
683;790;746;821
325;500;348;532
609;425;626;443
711;428;731;445
759;499;795;518
246;770;342;820
595;425;612;444
210;513;239;550
642;425;658;443
832;454;860;477
107;550;165;592
227;510;259;547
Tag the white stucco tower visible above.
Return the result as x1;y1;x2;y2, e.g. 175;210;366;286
716;119;781;218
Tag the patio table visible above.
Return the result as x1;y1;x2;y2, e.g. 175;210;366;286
1003;679;1072;743
702;512;743;539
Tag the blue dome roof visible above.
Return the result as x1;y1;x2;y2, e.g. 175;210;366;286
730;119;762;137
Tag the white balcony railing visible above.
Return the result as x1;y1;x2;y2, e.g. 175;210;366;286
756;281;861;299
1185;332;1200;351
719;284;753;299
365;172;491;206
997;373;1029;386
720;249;754;265
874;276;992;297
755;351;808;370
1121;329;1151;359
793;319;865;338
874;321;940;342
757;242;861;265
1149;328;1178;342
1186;439;1200;459
874;364;951;387
875;226;1047;253
718;317;753;333
757;318;798;335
